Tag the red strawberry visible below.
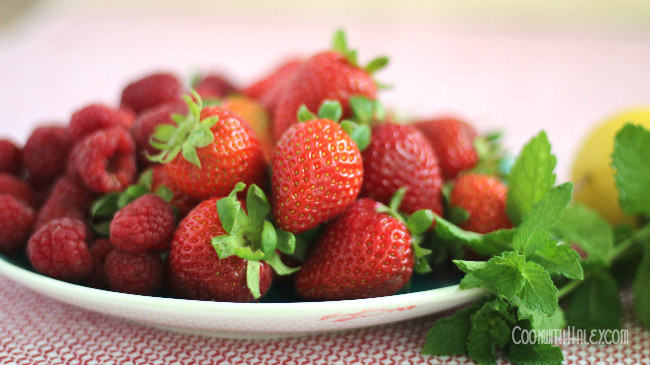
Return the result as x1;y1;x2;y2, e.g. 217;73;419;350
361;122;444;216
271;108;363;234
120;72;183;114
414;117;478;180
150;165;198;219
149;92;266;201
221;95;274;162
167;183;297;302
295;198;421;300
243;58;303;115
193;73;238;100
272;31;386;140
449;173;512;234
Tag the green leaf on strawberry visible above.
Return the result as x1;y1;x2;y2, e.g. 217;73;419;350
211;182;299;299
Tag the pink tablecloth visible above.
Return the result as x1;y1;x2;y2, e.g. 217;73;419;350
1;274;647;365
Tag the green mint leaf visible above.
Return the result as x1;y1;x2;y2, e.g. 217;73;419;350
513;183;572;256
422;300;485;356
467;302;512;365
506;341;563;365
528;241;584;280
518;260;558;316
481;228;515;254
117;184;150;208
632;245;650;327
506;131;557;224
447;205;469;225
456;251;526;300
554;203;614;261
519;306;566;331
564;270;622;332
612;124;650;215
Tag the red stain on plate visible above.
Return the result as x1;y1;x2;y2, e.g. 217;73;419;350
320;306;417;322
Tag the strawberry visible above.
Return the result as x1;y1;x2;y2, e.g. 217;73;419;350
294;193;434;300
361;122;444;216
272;30;387;140
167;183;298;302
449;173;512;234
221;95;274;162
243;58;303;116
271;101;363;234
414;117;479;180
148;91;267;201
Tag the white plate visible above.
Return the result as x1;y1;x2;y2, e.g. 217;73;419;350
0;254;484;339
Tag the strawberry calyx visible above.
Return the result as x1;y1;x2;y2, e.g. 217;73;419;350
211;182;299;299
331;29;388;75
89;169;174;236
147;90;218;168
296;98;384;151
472;131;513;179
376;187;435;273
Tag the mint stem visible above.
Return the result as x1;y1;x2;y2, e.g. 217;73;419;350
558;223;650;300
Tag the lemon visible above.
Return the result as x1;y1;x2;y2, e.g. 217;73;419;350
571;107;650;225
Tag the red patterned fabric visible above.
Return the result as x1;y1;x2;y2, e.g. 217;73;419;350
0;274;648;365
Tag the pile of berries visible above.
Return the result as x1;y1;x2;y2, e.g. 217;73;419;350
0;31;512;302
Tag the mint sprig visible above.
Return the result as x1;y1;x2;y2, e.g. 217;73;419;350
423;124;650;363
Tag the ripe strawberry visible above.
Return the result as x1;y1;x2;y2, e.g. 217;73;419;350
130;101;188;167
414;117;478;180
294;197;434;300
104;249;163;295
149;92;266;201
0;194;35;253
193;73;238;99
271;106;363;234
243;58;302;116
0;139;22;175
150;165;198;219
22;125;70;186
27;217;93;282
68;104;135;144
273;31;386;140
449;173;512;234
221;94;274;161
120;72;183;114
109;193;175;253
167;183;297;302
67;126;137;193
361;122;444;216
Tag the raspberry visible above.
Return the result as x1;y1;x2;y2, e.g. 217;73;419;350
67;126;137;193
194;73;237;99
120;72;183;114
104;249;163;295
109;194;175;253
49;175;96;212
27;217;92;282
0;173;36;207
84;238;116;289
0;139;22;175
68;104;136;144
22;125;70;186
130;101;188;167
0;194;35;253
